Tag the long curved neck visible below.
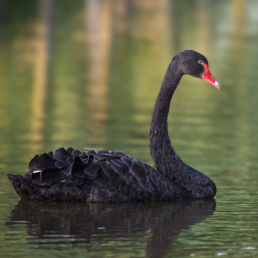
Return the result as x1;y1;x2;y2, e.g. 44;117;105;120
149;61;186;181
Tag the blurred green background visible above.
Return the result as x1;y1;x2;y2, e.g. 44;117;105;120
1;0;258;257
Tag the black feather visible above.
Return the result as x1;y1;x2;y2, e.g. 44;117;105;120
138;191;146;200
66;157;74;165
123;174;131;185
130;161;146;179
124;184;132;195
66;147;74;155
41;168;62;185
99;161;116;177
62;165;73;176
109;175;124;189
118;181;127;195
114;151;126;156
55;160;67;169
93;173;111;189
34;153;56;170
28;155;39;175
47;152;54;158
110;159;128;176
138;177;148;191
129;175;138;187
121;157;132;167
85;150;96;155
72;149;81;156
53;147;72;161
148;175;159;192
84;160;101;178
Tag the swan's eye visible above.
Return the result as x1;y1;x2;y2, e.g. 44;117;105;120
198;60;203;64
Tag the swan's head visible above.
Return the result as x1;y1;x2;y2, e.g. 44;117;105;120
175;50;220;89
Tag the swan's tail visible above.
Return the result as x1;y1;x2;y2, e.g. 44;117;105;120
7;174;33;200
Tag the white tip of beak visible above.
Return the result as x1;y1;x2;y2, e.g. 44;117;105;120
214;81;220;89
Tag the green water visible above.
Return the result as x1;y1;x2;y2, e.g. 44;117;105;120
1;0;258;257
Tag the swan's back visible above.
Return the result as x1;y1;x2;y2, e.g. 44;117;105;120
8;147;192;203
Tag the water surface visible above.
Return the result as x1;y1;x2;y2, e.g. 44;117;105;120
1;0;258;257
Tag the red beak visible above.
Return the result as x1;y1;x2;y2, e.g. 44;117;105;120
201;63;220;89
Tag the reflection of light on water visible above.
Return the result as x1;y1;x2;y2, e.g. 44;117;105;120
30;0;53;153
85;0;112;148
241;243;257;250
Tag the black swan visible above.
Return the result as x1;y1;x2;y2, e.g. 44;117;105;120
8;50;219;203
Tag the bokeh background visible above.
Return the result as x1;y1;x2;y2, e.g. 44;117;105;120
1;0;258;257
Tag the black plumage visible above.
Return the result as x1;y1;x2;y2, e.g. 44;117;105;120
8;50;218;203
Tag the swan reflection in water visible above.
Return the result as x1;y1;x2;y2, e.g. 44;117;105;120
6;199;215;257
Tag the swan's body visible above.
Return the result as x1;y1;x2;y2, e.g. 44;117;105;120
8;50;218;203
